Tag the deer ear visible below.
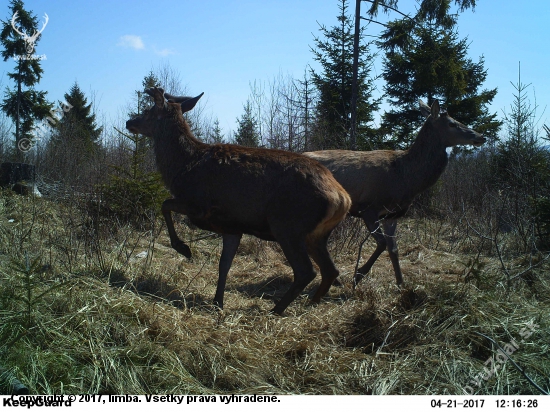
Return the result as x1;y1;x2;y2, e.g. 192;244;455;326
430;100;440;119
180;92;204;113
419;99;431;118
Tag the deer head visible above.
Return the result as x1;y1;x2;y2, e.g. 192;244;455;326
419;99;486;147
126;87;204;137
11;11;49;55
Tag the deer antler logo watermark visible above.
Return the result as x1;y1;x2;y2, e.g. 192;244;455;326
11;11;48;56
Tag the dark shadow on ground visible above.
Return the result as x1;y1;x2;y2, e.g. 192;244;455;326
229;273;352;304
106;270;213;311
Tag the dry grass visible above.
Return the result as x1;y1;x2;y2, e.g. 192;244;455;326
0;190;549;395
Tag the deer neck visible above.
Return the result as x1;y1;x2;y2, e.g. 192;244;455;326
402;122;448;196
152;115;203;190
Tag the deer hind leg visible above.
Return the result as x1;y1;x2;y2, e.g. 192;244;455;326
213;233;242;309
307;232;340;304
354;210;387;287
382;219;403;286
161;198;192;259
271;234;316;315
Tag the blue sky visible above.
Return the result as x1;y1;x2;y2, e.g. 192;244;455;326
1;0;549;137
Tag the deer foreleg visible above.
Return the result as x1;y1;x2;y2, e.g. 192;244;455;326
161;198;192;259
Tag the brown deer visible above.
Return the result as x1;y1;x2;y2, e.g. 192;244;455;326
303;99;486;287
126;87;351;315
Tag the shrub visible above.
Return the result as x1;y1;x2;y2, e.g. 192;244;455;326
98;129;168;228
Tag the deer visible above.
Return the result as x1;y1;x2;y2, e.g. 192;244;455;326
303;99;486;288
126;87;351;315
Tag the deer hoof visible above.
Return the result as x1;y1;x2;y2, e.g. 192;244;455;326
173;240;192;259
352;274;362;289
269;305;285;316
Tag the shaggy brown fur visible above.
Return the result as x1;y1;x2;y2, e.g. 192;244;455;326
304;100;486;287
126;87;351;315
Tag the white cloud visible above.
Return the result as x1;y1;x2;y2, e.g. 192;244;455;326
117;35;145;50
154;47;176;57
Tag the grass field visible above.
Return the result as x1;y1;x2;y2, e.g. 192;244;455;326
1;189;548;395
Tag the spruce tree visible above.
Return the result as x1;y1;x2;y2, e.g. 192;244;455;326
207;119;224;144
378;7;501;148
53;82;103;152
310;0;379;150
127;71;161;154
365;0;477;26
0;0;51;157
492;67;550;247
135;71;161;116
234;101;260;147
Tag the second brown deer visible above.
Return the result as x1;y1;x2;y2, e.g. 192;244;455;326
126;87;351;315
303;100;486;287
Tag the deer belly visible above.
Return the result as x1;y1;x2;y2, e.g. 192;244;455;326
188;207;273;240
